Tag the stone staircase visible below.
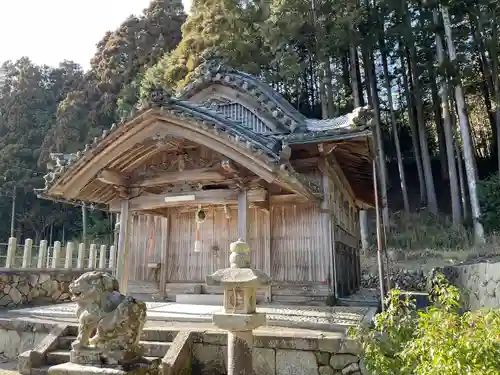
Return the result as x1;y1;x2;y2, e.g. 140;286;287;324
19;325;191;375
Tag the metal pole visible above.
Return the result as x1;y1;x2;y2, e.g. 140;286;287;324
82;203;87;246
373;160;386;310
10;185;16;237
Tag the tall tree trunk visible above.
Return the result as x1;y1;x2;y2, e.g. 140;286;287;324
325;58;335;117
400;46;426;206
379;23;410;214
429;66;448;181
365;46;390;228
441;5;484;243
434;9;461;226
490;17;500;173
403;0;438;214
354;49;365;106
349;42;362;108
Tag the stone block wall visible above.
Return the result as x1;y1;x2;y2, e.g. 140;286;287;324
441;259;500;311
0;269;109;308
191;331;368;375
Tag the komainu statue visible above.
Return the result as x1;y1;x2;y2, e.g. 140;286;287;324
69;271;147;365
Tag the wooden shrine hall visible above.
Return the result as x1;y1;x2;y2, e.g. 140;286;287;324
36;60;375;305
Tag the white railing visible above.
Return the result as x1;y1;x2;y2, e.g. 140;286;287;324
0;237;116;270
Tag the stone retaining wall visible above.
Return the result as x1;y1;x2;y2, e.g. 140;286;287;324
362;259;500;311
440;260;500;311
192;331;368;375
0;269;109;308
0;318;369;375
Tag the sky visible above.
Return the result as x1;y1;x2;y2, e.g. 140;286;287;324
0;0;191;71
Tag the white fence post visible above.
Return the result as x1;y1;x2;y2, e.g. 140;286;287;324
65;242;75;269
5;237;17;268
51;241;61;268
108;245;117;271
88;244;97;269
37;240;48;269
77;243;85;269
99;245;107;269
21;238;33;268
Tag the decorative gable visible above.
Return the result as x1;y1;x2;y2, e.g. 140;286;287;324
203;98;273;134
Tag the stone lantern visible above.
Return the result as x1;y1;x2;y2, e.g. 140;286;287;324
206;238;271;375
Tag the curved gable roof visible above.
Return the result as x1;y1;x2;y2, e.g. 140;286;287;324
177;60;307;133
35;89;321;205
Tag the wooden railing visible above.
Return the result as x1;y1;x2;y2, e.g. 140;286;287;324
0;237;116;270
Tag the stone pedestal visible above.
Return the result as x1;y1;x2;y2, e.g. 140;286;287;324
206;239;271;375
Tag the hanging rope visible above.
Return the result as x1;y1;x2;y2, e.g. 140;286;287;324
194;205;206;252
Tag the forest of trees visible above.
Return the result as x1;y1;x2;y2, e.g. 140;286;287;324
0;0;499;248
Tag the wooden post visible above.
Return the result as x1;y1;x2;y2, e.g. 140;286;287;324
51;241;61;268
108;245;117;272
99;245;107;269
359;209;369;256
5;237;17;268
64;242;75;269
264;203;272;302
77;243;85;269
159;215;170;297
21;238;33;268
88;244;97;269
321;164;337;299
37;240;48;269
116;199;131;294
237;190;248;241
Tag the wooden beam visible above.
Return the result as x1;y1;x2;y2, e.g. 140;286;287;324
133;169;224;187
269;193;308;205
98;170;128;186
108;188;268;212
318;157;356;205
318;142;337;156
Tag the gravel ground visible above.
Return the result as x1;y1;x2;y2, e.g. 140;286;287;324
0;361;18;375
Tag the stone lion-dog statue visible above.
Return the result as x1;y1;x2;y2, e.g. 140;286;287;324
69;271;147;365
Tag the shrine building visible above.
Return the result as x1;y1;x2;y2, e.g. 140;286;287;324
36;60;375;305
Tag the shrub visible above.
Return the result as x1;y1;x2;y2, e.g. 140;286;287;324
375;211;470;251
350;273;500;375
478;173;500;233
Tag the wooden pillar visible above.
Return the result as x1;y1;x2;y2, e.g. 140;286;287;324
359;209;369;255
159;214;170;298
264;197;272;302
320;159;337;299
237;190;248;241
116;199;131;294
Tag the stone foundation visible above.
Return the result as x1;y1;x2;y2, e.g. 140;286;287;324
190;330;367;375
0;269;110;308
0;319;369;375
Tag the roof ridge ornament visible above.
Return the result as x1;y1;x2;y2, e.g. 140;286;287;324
149;87;173;106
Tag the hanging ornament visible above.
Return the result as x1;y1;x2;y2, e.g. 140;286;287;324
194;206;206;252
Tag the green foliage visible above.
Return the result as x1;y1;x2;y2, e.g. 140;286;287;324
351;274;500;375
477;174;500;233
382;211;471;251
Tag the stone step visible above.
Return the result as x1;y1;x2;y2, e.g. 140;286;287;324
140;329;177;342
53;338;170;358
46;350;161;366
57;336;76;349
46;350;70;366
141;341;171;358
31;366;50;375
63;326;178;343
